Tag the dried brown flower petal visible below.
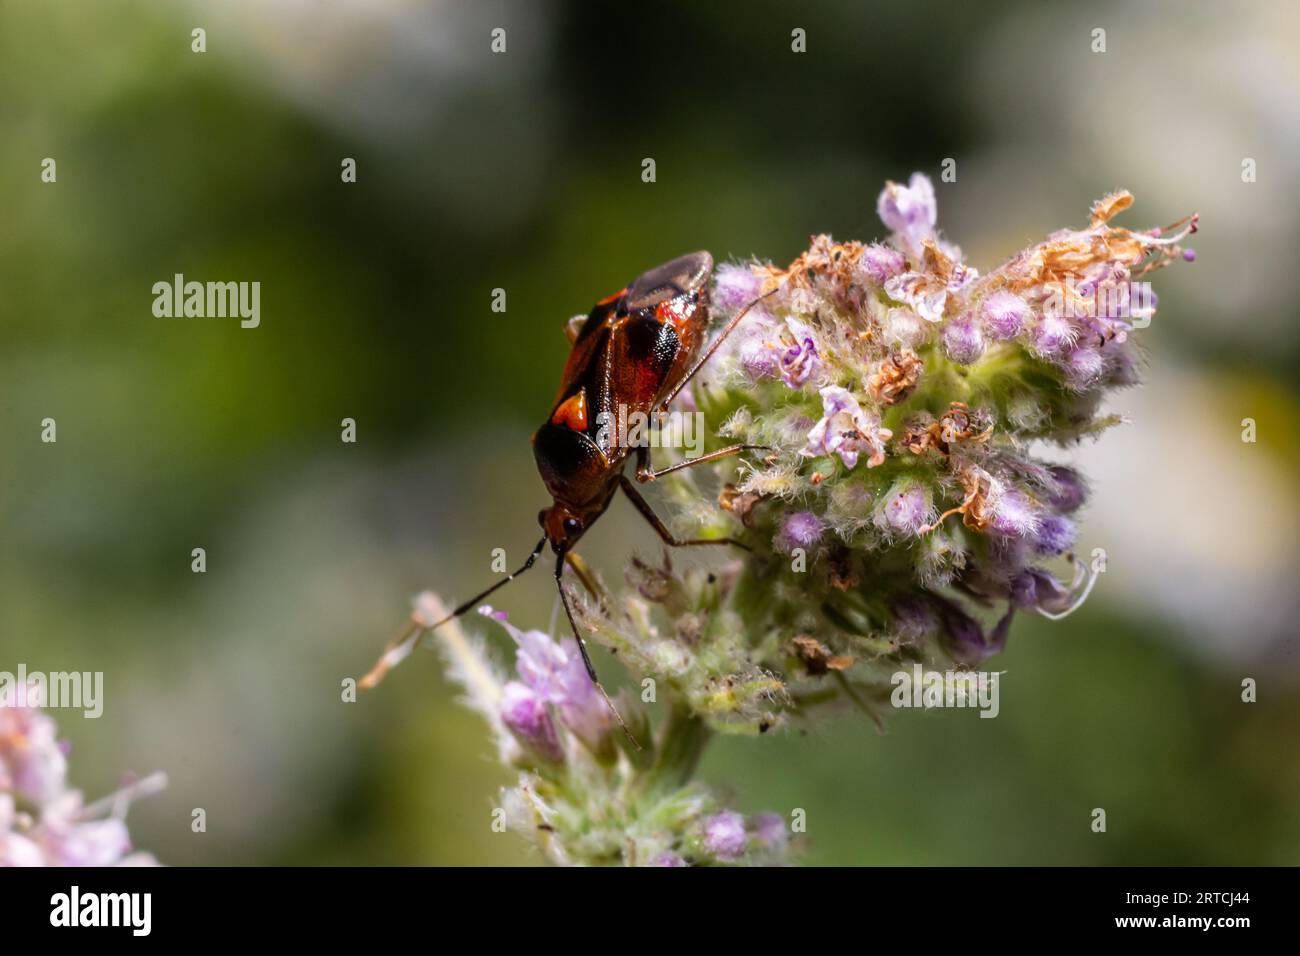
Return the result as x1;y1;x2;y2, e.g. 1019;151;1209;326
867;348;923;405
793;635;855;676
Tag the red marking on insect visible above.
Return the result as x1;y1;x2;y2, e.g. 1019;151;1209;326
551;389;588;431
367;252;777;741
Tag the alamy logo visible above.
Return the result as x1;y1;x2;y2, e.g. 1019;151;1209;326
890;664;1000;718
152;273;260;328
50;886;151;936
595;404;706;457
0;665;103;718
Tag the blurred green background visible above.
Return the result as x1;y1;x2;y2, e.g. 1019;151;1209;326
3;0;1298;865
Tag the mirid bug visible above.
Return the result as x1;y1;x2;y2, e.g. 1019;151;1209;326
365;252;774;730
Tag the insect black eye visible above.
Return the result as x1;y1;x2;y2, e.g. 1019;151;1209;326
563;517;582;535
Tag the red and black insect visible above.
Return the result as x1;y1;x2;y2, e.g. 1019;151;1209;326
379;252;772;711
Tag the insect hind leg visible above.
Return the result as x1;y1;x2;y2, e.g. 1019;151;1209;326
634;442;768;483
619;474;750;551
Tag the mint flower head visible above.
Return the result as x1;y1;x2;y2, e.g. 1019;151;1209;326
1;683;164;866
574;173;1196;734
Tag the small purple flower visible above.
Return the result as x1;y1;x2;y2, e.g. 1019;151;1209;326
934;598;993;664
713;263;763;312
751;812;789;851
942;312;986;364
1182;248;1196;262
702;810;747;861
500;681;564;764
988;487;1040;538
880;483;931;537
1033;514;1077;556
985;533;1031;579
1009;571;1040;609
1044;465;1087;513
730;307;782;381
774;511;825;553
739;340;779;380
891;595;938;642
483;609;611;754
1010;568;1070;611
1020;560;1097;617
799;386;892;470
980;290;1032;340
776;318;822;388
934;592;1015;663
877;172;938;258
1031;314;1075;356
1063;346;1105;390
857;243;907;285
947;261;979;294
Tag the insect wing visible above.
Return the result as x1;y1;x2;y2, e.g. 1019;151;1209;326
624;251;713;312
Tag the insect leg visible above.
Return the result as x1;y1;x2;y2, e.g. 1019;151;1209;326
554;555;640;749
555;558;601;681
634;442;768;483
619;474;750;550
429;536;548;627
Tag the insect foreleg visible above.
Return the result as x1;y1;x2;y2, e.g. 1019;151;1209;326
554;556;640;749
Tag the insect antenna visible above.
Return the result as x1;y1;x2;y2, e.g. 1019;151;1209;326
360;535;547;689
555;555;641;750
429;535;550;629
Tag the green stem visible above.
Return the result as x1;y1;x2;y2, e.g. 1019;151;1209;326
643;700;711;791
